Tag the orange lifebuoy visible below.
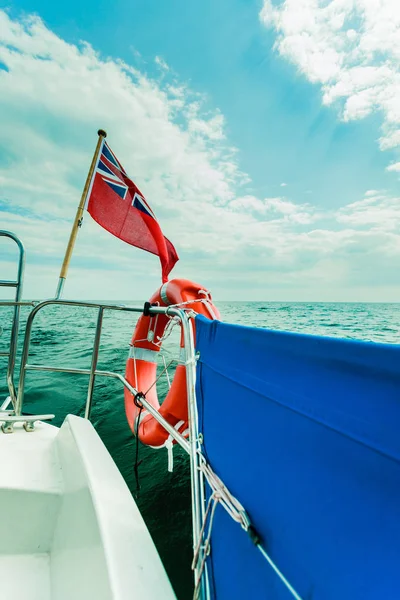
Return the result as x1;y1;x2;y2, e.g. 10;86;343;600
124;278;220;448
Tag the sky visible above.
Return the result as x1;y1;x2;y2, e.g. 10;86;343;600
0;0;399;301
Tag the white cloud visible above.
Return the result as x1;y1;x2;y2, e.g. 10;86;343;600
337;191;400;234
154;55;169;71
0;9;399;301
228;195;318;225
260;0;400;151
386;161;400;172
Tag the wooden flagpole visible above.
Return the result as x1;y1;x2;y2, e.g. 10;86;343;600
55;129;107;299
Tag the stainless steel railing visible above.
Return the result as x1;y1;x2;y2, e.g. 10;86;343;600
14;298;193;449
0;231;30;408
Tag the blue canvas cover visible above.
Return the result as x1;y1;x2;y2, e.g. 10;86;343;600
195;315;400;600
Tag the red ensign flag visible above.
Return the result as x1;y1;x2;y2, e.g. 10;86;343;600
86;140;178;282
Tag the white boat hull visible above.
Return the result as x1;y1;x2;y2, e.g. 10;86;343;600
0;415;176;600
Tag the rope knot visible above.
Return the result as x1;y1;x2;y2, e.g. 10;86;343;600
134;391;145;409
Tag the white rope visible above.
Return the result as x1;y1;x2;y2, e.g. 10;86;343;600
162;354;171;389
146;311;159;343
150;419;186;472
194;454;304;600
166;297;214;312
132;290;216;358
192;492;219;600
198;457;248;527
133;289;216;354
154;315;180;346
166;438;174;472
197;290;218;320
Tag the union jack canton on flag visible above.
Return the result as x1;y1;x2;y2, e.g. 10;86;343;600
85;140;178;283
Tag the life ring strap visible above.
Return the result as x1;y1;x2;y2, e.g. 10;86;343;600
160;282;170;305
128;347;158;363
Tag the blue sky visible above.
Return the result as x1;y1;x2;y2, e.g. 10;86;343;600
1;0;399;300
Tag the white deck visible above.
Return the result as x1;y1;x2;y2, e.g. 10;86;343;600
0;415;176;600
